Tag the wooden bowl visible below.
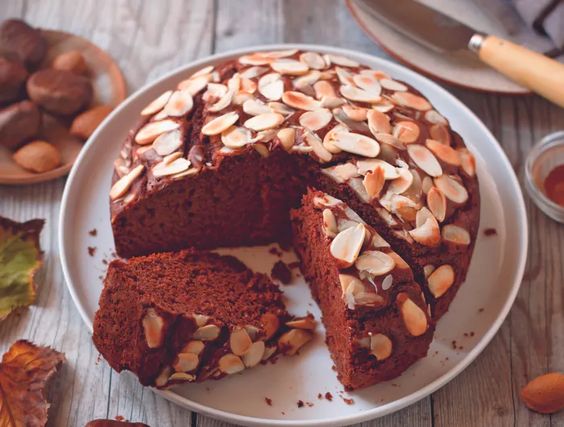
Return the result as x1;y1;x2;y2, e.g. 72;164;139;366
0;29;126;185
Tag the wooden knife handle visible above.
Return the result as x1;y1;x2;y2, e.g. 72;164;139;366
475;35;564;107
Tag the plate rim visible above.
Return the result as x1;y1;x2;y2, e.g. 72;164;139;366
58;43;528;427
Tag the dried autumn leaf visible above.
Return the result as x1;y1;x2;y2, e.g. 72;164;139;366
0;216;44;320
0;340;65;426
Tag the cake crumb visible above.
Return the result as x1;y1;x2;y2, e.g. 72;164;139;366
317;393;323;399
341;397;354;405
102;258;108;265
88;246;96;256
478;307;484;313
306;401;314;407
470;331;475;337
451;340;457;349
265;397;272;406
271;260;292;284
325;392;333;401
297;400;304;408
484;228;497;236
88;228;97;236
115;415;125;421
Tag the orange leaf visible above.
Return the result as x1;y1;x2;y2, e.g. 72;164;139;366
0;340;64;427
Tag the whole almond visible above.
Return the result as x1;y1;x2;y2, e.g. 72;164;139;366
13;140;61;173
52;50;87;75
70;105;112;140
520;372;564;414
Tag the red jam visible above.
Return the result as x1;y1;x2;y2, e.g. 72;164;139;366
543;164;564;207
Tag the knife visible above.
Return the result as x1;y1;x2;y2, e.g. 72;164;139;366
355;0;564;107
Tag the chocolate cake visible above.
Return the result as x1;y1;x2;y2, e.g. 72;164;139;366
291;190;433;389
93;250;314;388
102;49;480;389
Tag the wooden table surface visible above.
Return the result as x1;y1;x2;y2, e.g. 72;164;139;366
1;1;563;426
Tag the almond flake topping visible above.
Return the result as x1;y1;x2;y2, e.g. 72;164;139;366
355;250;395;276
153;129;183;156
425;109;448;125
363;166;385;199
367;110;392;134
434;175;468;204
458;148;476;177
398;295;428;336
356;159;399;179
190;65;214;79
218;354;245;374
277;128;295;150
299;109;332;131
193;324;221;341
230;327;253;356
340;85;381;104
271;59;309;75
135;120;180;145
380;78;408;92
221;126;252;148
429;124;451;145
427;264;455;298
303;130;333;162
141;90;173;116
409;214;441;247
388;167;414;194
426;139;461;166
293;70;321;89
299;52;326;69
282;91;320;111
427;186;446;222
181;340;205;355
243;341;265;368
442;224;471;245
391;92;432;111
407;144;443;177
370;334;392;360
322;208;338;237
325;54;359;68
352;73;382;96
278;329;313;356
313;80;337;99
244;112;285;131
330;223;366;267
110;165;144;200
341;105;367;122
164;89;194;117
322;162;359;183
142;308;164;348
202;112;239;135
207;88;234;112
332;131;380;158
393;121;420;143
173;353;199;373
178;74;211;95
241;66;269;79
153;157;190;177
258;73;284;100
381;273;393;290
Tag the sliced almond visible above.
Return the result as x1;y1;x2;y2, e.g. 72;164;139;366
286;317;316;330
322;125;346;154
303;130;333;162
355;250;395;276
313;80;336;99
268;101;295;115
243;341;266;368
271;59;309;75
141;90;173;116
201;112;239;136
190;65;214;79
429;124;451;146
332;132;380;158
393;121;420;144
262;346;277;361
277;128;296;150
370;333;392;360
253;142;270;157
422;176;433;194
398;294;428;336
332;108;370;133
342;105;367;122
142;308;164;348
372;100;395;113
409;216;441;247
181;340;205;355
388;167;414;194
425;109;447;125
208;88;234;112
347;177;370;202
428;264;455;298
356;159;399;179
241;66;268;79
258;73;284;100
388;252;409;269
442;224;471;245
193;314;209;327
230;327;253;356
330;223;366;267
203;83;228;102
340;85;381;104
381;273;393;290
153;129;182;156
434;175;468;204
155;367;172;387
423;264;435;278
242;99;272;116
152;157;190;177
293;70;321;89
299;109;332;131
322;208;338;237
164;89;194;117
427;186;446;222
177;74;210;95
458;148;476;177
299;52;326;69
221;126;252;148
168;372;195;382
374;133;405;150
261;312;280;340
110;165;144;200
363;166;385;199
380;78;407;92
278;329;313;356
426;139;461;166
282;91;320;111
239;53;272;66
244;112;284;131
391;92;432;111
135;120;180;145
367;109;392;135
241;78;257;94
407;144;443;177
321;162;359;184
193;324;221;341
352;73;382;96
218;354;245;374
173;352;199;372
325;54;359;68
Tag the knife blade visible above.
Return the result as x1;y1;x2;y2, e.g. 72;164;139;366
353;0;564;107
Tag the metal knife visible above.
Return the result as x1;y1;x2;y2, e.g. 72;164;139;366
355;0;564;107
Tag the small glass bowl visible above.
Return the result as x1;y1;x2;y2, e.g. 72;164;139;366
525;131;564;223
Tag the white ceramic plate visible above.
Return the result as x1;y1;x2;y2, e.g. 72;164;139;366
59;44;528;427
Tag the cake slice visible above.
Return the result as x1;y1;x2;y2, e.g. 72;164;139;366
291;189;434;390
93;250;314;388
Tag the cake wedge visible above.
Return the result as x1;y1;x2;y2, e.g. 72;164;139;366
93;250;314;388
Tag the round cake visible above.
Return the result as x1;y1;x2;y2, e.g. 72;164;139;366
105;48;480;389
